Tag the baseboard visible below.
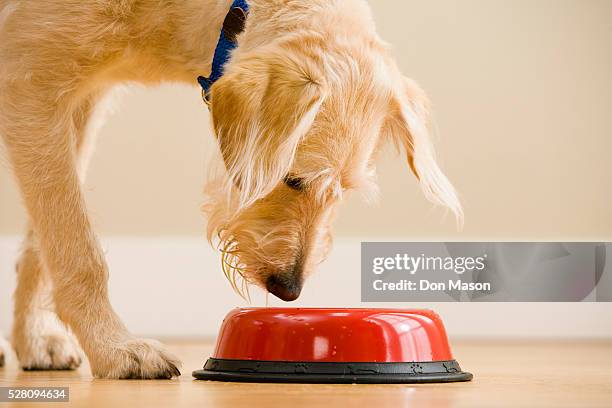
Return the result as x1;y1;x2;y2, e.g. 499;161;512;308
1;236;611;339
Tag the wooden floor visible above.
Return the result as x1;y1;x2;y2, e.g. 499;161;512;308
1;340;611;407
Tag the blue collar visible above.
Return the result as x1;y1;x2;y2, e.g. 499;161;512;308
198;0;250;105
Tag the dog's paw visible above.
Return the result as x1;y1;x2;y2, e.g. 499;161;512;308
90;338;181;379
13;308;83;371
16;333;82;371
0;337;7;367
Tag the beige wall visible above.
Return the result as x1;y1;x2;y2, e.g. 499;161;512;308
1;0;611;239
1;0;612;340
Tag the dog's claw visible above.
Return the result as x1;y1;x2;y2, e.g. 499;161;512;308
172;366;182;377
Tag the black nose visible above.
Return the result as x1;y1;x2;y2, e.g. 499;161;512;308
266;274;302;302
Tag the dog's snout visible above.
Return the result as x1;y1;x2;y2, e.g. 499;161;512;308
266;274;302;302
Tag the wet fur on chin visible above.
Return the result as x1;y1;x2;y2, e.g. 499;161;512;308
0;0;461;378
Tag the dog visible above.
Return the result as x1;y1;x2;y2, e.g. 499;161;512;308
0;0;462;378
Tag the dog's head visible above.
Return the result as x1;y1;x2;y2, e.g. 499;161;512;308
204;30;462;301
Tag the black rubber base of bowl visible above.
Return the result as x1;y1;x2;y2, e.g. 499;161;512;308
193;358;473;384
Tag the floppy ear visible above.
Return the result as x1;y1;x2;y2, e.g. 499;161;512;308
385;76;463;224
210;42;326;209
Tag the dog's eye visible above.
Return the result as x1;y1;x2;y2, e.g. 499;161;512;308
284;175;305;191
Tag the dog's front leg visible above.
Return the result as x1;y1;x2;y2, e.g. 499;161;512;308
12;228;83;371
0;86;180;379
11;100;105;371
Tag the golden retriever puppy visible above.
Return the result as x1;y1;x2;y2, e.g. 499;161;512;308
0;0;461;378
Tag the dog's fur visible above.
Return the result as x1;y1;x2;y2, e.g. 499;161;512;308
0;0;461;378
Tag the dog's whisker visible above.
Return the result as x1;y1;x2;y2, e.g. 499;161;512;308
218;238;253;302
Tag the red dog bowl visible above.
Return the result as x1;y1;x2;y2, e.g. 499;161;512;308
193;308;472;383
